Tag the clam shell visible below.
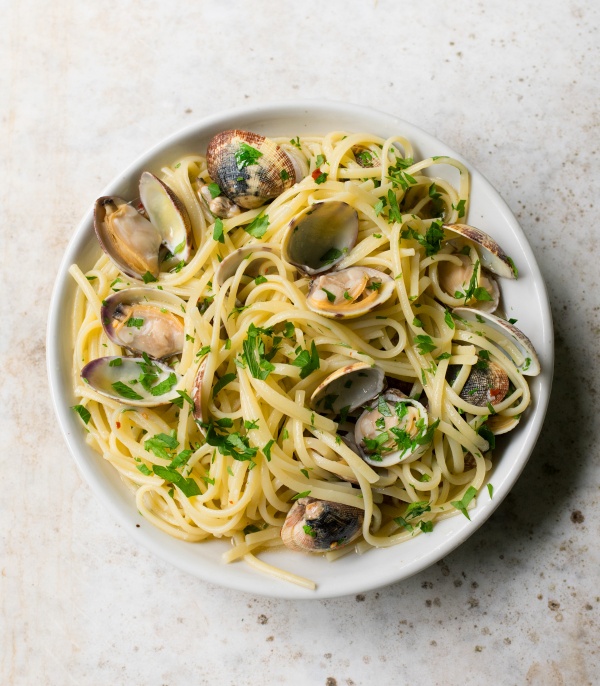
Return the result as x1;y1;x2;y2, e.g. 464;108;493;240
452;307;540;376
281;497;363;553
206;130;295;209
306;266;395;319
81;357;181;407
310;362;385;414
213;244;280;287
443;224;517;279
451;361;509;407
139;172;193;263
486;413;520;435
437;255;500;313
355;390;432;467
94;196;161;280
101;287;185;359
282;201;358;276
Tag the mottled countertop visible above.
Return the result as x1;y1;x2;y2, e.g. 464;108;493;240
2;1;599;684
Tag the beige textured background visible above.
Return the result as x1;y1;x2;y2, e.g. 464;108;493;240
2;0;599;684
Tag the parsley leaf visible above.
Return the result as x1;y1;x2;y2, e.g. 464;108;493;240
291;340;320;379
72;404;91;425
213;218;225;243
212;373;236;397
451;486;478;519
235;142;263;169
414;335;436;354
111;381;143;401
244;214;269;238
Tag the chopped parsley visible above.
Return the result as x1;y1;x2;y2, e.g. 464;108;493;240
111;381;144;400
212;373;236;397
322;288;336;303
263;439;275;461
213;217;225;243
319;247;343;265
207;182;221;198
414;334;436;354
142;271;157;283
291;341;320;379
71;404;91;425
244;214;269;238
235;142;263;169
291;490;311;501
451;486;477;519
126;317;144;328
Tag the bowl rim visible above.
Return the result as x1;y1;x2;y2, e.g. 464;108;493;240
46;99;554;599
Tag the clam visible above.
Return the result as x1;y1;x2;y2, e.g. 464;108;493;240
94;196;162;280
213;244;279;287
486;413;520;435
281;497;363;552
449;361;509;407
438;254;500;313
355;390;432;467
81;356;181;406
306;266;395;319
310;362;385;414
351;145;381;168
194;180;241;219
443;224;517;279
282;201;358;276
139;172;193;264
453;307;540;376
206;130;295;209
101;287;185;359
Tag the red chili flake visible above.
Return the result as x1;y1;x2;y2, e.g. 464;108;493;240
116;421;121;428
311;168;322;180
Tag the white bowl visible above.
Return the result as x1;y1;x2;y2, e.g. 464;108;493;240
47;101;553;599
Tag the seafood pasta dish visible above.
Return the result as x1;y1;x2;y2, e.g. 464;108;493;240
69;129;540;589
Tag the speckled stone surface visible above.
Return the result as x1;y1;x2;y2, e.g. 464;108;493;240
2;0;599;684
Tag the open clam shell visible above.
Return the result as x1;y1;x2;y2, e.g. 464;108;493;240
306;266;395;319
101;287;185;359
81;357;181;407
355;390;432;468
282;201;358;276
139;172;193;263
281;497;363;553
452;307;541;376
443;223;517;279
206;130;296;209
310;362;385;414
437;254;500;313
94;196;161;280
213;244;280;287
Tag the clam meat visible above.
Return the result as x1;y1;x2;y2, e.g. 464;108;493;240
355;390;432;467
306;266;395;319
281;497;364;552
437;254;500;313
194;179;241;219
206;130;296;209
101;287;185;359
94;197;162;280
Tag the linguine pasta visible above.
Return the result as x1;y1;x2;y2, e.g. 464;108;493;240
69;131;532;590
